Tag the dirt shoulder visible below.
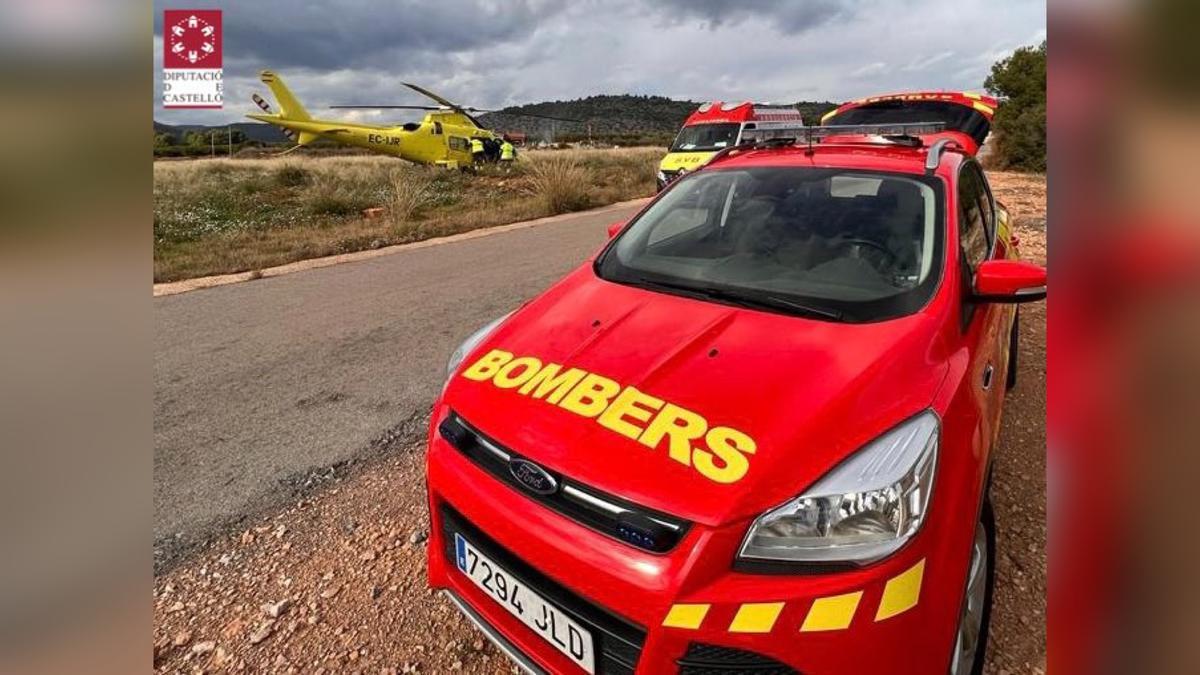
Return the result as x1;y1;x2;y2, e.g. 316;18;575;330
153;172;1046;674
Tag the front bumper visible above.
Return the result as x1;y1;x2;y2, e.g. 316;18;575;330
426;407;971;674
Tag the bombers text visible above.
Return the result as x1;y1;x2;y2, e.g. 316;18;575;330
461;349;757;484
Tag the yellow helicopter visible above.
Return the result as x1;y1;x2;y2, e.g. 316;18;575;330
247;70;576;167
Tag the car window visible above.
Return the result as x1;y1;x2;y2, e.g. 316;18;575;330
958;165;989;271
974;166;995;247
597;167;945;322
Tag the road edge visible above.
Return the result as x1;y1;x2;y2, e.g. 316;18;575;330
153;197;651;297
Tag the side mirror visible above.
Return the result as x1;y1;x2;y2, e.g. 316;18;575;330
972;259;1046;303
606;221;625;239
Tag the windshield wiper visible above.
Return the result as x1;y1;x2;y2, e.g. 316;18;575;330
701;287;844;320
634;277;844;321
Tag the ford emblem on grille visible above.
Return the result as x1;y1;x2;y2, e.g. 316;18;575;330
508;458;559;495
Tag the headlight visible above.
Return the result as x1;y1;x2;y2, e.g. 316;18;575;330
738;411;938;566
446;313;511;381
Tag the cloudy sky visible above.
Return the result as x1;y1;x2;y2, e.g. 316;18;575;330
153;0;1045;126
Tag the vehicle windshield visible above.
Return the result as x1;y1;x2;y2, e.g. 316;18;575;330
596;167;944;322
670;123;740;152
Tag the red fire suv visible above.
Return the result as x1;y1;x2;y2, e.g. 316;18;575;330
426;93;1043;675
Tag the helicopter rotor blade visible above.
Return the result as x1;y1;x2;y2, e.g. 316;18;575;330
329;105;443;110
462;107;581;124
399;82;491;129
496;112;582;124
397;82;581;127
401;82;459;108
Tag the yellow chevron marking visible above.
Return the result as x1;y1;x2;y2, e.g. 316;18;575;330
800;591;863;632
662;604;710;629
876;559;926;621
729;602;785;633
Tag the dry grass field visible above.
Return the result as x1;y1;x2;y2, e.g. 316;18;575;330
153;148;661;282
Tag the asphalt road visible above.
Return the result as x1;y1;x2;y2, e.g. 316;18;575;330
154;202;646;564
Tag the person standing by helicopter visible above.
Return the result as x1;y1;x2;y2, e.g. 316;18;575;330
470;137;485;165
499;137;516;171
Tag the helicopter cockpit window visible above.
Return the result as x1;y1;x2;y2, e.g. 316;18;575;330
433;122;443;135
402;122;421;132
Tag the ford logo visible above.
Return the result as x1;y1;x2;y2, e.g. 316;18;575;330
508;458;558;496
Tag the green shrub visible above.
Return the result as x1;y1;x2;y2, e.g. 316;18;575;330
985;41;1046;172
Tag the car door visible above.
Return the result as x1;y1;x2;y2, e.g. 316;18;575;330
956;161;1008;447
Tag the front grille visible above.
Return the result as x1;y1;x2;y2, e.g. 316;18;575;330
441;505;646;675
439;412;690;553
676;643;800;674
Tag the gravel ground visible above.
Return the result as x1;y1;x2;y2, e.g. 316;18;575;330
153;172;1046;674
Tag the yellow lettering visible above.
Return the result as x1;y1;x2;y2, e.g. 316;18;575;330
639;403;708;466
558;373;621;418
493;356;543;389
461;349;513;381
597;386;664;440
463;350;758;484
693;426;756;484
519;363;587;404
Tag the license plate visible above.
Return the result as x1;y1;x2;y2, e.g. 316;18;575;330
454;533;595;674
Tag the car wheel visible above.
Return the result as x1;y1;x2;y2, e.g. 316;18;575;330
949;501;995;675
1005;309;1020;391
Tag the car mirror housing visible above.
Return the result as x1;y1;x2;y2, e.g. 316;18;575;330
972;259;1046;303
606;221;625;239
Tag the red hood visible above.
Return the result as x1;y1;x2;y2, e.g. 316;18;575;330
445;267;948;527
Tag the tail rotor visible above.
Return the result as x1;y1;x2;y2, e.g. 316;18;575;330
251;93;298;142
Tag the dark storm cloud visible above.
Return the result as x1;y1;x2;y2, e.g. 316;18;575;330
649;0;852;32
153;0;1045;125
153;0;567;70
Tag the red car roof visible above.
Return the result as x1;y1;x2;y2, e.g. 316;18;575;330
705;141;965;177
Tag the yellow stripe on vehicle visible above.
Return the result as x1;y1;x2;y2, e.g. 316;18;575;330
875;559;926;621
821;109;838;124
972;101;995;115
662;604;710;629
729;602;785;633
800;591;863;632
962;91;982;100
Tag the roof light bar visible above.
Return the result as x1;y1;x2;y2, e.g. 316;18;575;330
739;121;947;145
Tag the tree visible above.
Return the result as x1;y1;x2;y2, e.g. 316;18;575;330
985;41;1046;172
184;131;209;148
